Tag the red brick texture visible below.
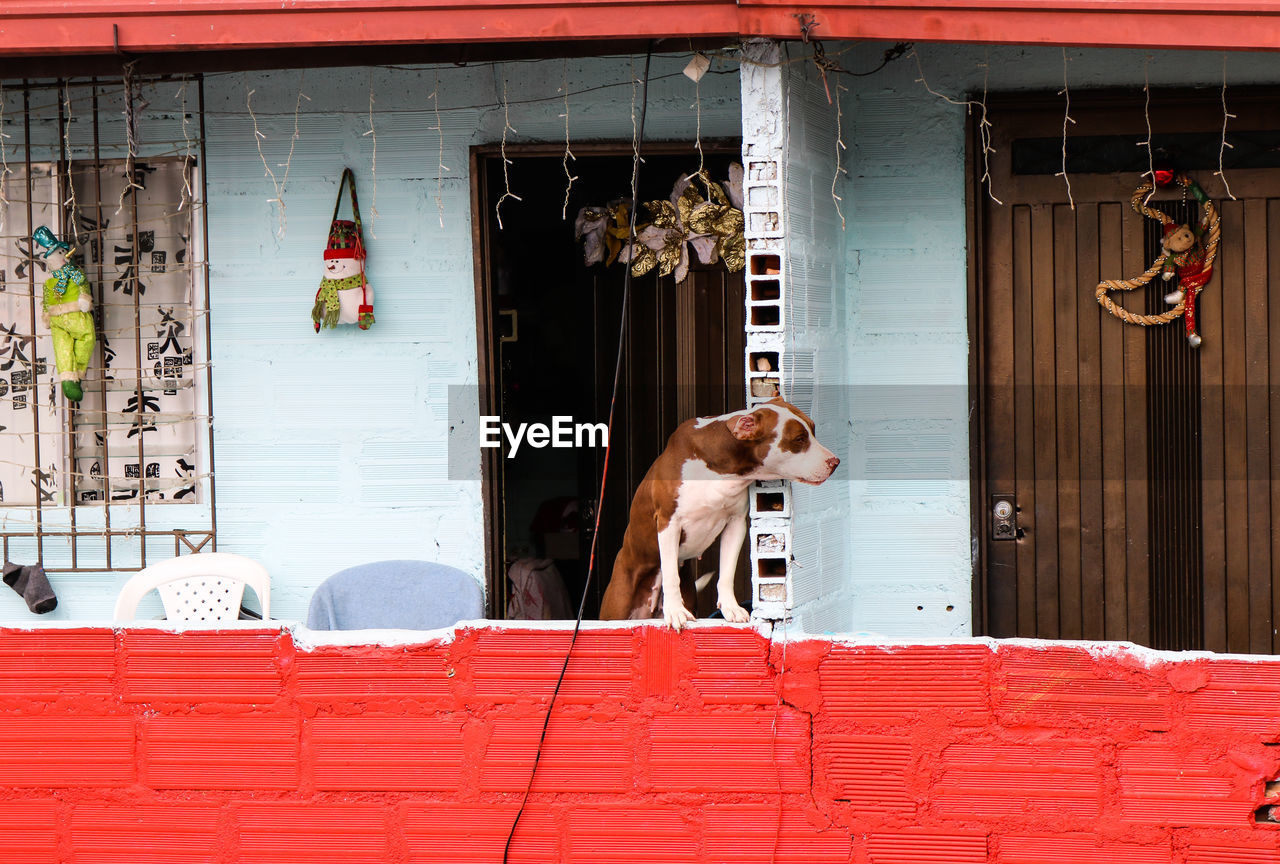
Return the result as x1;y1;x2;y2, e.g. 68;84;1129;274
1;628;1277;863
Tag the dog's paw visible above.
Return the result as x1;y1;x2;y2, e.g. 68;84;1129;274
719;602;751;623
663;603;695;631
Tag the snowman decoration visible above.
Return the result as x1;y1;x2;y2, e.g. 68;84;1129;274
311;218;374;331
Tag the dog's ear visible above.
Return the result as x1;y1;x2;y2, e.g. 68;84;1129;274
729;411;763;441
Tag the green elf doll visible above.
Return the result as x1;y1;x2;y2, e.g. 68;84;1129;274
32;226;94;402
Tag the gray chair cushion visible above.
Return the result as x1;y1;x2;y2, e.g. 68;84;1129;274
306;560;483;631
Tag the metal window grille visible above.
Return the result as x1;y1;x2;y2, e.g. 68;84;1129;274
0;75;215;571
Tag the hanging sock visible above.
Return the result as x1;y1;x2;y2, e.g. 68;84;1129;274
2;562;57;614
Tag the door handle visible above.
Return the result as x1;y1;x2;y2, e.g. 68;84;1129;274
499;309;518;343
992;495;1017;541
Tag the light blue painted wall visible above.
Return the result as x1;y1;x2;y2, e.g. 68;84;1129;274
775;54;854;635
0;55;742;622
839;43;1280;638
198;56;741;621
10;42;1275;632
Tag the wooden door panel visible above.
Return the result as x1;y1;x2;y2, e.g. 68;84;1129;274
590;266;746;619
1119;198;1151;647
1243;199;1272;654
1220;199;1251;653
982;203;1017;636
1011;204;1037;637
973;93;1280;651
1074;203;1105;641
1269;200;1280;653
1097;202;1130;642
1053;203;1084;640
1030;204;1061;638
1199;199;1228;653
679;266;747;617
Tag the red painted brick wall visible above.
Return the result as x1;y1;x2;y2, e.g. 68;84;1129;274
1;626;1278;863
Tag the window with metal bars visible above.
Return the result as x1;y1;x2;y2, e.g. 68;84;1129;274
0;76;214;571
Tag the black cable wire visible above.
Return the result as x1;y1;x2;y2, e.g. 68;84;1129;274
837;41;913;77
500;41;653;864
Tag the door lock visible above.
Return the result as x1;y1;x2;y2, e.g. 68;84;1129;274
991;495;1017;541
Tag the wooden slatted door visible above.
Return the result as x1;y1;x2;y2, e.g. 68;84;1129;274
976;92;1280;653
588;263;746;619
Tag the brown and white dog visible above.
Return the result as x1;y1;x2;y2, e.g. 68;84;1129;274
599;398;840;629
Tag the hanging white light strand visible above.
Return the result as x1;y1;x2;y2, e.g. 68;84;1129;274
118;60;145;216
431;70;448;229
244;73;306;239
975;50;1001;206
1216;53;1237;201
1055;47;1076;210
0;81;10;228
62;82;81;221
1139;57;1156;205
363;69;379;237
495;71;522;230
246;78;285;236
910;49;1001;205
560;59;578;220
175;77;195;212
831;81;848;230
272;70;307;236
693;70;705;179
630;56;641;194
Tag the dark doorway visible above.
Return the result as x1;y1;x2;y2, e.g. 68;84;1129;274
473;143;746;620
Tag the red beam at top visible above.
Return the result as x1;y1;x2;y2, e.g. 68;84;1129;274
741;1;1280;51
2;0;1280;57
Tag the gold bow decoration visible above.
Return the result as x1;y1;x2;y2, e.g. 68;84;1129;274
601;202;634;266
624;196;691;282
573;205;610;266
573;199;633;267
575;164;746;283
681;171;745;273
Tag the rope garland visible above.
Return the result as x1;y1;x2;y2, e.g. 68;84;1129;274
1095;173;1221;346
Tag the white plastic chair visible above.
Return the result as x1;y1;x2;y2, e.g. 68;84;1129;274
113;552;270;624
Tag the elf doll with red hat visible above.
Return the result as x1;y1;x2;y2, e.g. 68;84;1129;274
1096;171;1220;347
311;169;374;332
1159;210;1213;348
